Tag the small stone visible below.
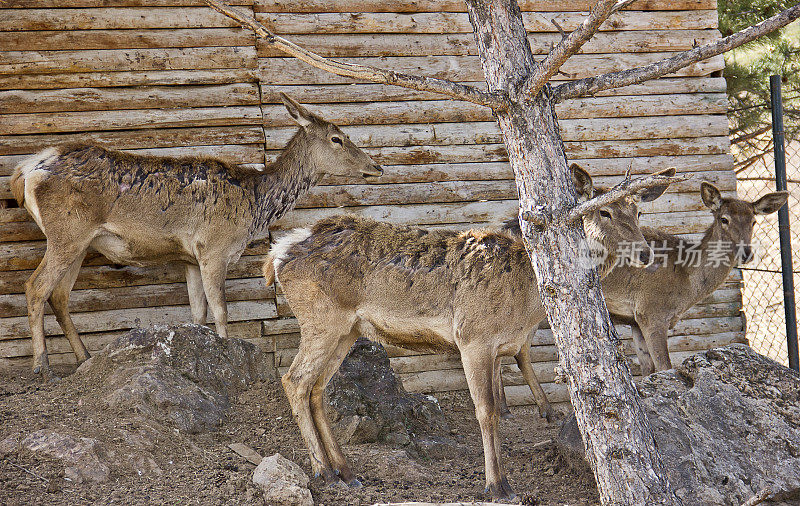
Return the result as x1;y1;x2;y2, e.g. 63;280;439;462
252;453;312;506
20;430;109;484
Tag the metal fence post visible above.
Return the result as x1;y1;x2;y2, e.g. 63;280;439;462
770;74;799;371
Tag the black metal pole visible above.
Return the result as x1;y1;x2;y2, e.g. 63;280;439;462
770;74;799;371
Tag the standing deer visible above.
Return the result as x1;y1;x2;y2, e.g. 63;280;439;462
10;94;382;380
262;165;674;500
496;181;788;418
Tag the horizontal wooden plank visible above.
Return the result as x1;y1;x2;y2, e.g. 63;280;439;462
4;0;254;7
0;28;254;51
255;11;718;34
0;69;256;90
257;54;725;85
254;0;716;13
0;106;263;136
0;126;266;157
0;277;273;318
257;30;721;57
0;300;277;340
262;78;727;105
1;46;258;75
0;7;247;30
0;84;261;114
0;255;266;295
256;95;727;130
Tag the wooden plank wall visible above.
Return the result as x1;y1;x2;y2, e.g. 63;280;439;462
0;0;744;409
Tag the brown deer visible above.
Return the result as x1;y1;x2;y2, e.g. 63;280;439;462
10;94;382;380
496;181;787;418
262;165;674;500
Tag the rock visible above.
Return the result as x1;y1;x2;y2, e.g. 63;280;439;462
17;430;110;483
557;344;800;505
72;324;271;434
325;338;452;457
252;453;313;506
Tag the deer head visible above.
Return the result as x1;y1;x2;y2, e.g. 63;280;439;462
700;182;788;265
280;93;383;178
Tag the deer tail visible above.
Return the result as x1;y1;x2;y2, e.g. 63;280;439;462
262;253;276;288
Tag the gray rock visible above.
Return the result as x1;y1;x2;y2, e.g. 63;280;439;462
252;453;313;506
18;430;110;483
74;324;271;434
325;339;452;457
557;344;800;505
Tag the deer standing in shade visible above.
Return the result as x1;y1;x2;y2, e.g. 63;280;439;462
10;94;382;380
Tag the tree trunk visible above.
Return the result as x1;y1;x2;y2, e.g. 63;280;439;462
464;1;681;504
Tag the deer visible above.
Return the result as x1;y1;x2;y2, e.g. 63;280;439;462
261;164;675;500
10;93;382;381
496;181;788;418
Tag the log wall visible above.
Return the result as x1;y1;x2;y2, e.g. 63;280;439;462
0;0;743;410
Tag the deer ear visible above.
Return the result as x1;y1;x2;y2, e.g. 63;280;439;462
753;191;789;215
639;167;675;203
280;93;314;128
570;163;593;202
700;181;723;211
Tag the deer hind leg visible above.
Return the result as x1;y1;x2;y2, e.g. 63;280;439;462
26;240;91;380
644;324;672;372
631;324;655;376
185;264;208;325
48;251;89;364
309;331;359;485
282;312;354;484
514;343;554;422
198;258;229;338
497;371;512;419
460;345;514;500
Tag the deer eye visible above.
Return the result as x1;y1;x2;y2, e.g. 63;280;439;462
637;211;642;219
599;210;612;218
720;216;729;225
331;136;343;145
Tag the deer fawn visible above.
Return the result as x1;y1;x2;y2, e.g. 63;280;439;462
602;181;788;375
496;181;788;419
10;94;382;380
262;165;674;500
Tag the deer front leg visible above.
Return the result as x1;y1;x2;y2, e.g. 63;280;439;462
644;323;673;372
497;372;512;419
198;259;229;338
630;324;655;376
185;264;208;325
460;346;514;501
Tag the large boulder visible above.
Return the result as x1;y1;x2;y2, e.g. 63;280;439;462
325;338;453;456
72;324;271;433
558;344;800;505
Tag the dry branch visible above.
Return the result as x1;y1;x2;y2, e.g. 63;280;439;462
552;3;800;102
520;0;637;98
203;0;508;110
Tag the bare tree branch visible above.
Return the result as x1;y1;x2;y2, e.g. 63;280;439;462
520;0;637;98
521;172;691;228
552;3;800;102
203;0;509;110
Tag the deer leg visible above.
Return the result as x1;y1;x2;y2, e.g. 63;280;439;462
497;370;512;419
26;242;89;380
198;259;229;338
460;346;514;500
631;324;655;376
48;251;89;364
185;264;208;325
645;324;673;372
514;343;554;422
309;332;359;486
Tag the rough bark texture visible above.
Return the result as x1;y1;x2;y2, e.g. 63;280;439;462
463;1;680;504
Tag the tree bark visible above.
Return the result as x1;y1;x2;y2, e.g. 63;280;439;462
464;1;681;504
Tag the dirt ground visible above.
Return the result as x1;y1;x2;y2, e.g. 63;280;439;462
0;364;598;505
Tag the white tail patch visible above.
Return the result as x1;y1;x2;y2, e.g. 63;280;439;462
270;227;312;271
17;147;61;230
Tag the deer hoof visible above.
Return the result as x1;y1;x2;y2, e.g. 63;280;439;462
347;478;362;489
500;410;514;420
485;477;516;501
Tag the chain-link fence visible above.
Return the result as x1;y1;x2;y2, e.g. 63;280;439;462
735;136;799;366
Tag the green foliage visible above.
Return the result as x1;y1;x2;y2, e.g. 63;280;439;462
719;0;799;168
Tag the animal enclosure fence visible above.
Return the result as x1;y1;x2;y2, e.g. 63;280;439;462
0;0;743;410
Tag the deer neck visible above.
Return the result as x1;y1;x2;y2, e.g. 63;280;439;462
684;222;736;302
250;130;318;237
